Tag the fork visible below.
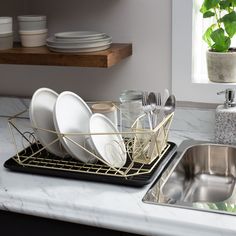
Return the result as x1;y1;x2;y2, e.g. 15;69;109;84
152;92;162;127
142;91;153;130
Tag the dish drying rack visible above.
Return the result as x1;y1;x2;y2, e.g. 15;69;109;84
6;104;175;186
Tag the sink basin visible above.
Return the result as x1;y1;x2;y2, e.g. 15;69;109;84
143;140;236;215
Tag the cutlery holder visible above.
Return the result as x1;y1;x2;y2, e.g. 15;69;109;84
131;112;173;164
6;103;174;182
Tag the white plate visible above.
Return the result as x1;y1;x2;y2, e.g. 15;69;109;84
54;31;106;39
47;44;111;53
53;91;96;163
46;37;112;49
90;114;127;168
29;88;65;157
46;36;112;48
52;35;111;44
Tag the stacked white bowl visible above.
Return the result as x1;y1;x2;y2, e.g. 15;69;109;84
0;17;13;50
17;15;47;47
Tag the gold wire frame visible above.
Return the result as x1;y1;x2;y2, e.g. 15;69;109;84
8;105;174;179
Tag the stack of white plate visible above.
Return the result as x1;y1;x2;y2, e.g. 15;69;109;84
46;31;112;53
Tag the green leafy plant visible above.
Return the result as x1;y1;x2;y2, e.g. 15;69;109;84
207;202;236;212
200;0;236;52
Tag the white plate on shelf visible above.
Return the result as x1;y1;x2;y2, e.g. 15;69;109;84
54;31;106;40
46;36;112;48
46;37;112;49
53;91;96;163
48;35;111;44
47;44;111;53
89;113;127;168
29;88;65;157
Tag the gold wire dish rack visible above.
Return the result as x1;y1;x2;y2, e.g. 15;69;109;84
6;104;176;186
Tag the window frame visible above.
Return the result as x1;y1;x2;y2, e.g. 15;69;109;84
172;0;236;103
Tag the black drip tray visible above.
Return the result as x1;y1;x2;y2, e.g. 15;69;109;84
4;142;177;187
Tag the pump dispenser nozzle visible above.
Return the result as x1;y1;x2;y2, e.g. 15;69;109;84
217;89;236;108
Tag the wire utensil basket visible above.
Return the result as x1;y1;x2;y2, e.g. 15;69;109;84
8;106;174;180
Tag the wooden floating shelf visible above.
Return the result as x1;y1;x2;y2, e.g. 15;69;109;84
0;43;132;68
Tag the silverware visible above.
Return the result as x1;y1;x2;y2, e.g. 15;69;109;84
148;92;157;111
157;92;162;108
142;91;176;129
163;89;170;105
156;95;176;125
156;92;162;127
164;95;176;116
148;92;158;128
142;91;153;129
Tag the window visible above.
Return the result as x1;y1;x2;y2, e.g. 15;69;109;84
172;0;236;103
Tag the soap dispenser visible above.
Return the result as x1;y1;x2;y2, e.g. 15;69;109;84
215;88;236;144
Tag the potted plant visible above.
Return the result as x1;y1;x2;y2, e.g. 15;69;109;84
200;0;236;82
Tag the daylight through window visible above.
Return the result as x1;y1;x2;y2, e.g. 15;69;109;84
192;0;236;84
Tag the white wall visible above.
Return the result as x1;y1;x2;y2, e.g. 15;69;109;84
0;0;172;101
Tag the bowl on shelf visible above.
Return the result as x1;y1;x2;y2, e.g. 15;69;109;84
0;17;12;34
19;29;48;47
0;17;13;50
17;15;47;31
0;32;13;50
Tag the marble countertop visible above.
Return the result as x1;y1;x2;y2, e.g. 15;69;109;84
0;97;236;236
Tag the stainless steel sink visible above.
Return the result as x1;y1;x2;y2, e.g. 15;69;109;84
143;140;236;215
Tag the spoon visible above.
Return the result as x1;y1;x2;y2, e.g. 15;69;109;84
156;95;176;125
148;92;157;109
164;95;176;116
148;92;158;127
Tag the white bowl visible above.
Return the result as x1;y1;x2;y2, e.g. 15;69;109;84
19;29;48;47
0;32;13;50
0;17;12;34
18;15;47;31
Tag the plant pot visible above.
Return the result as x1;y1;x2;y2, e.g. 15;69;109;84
207;49;236;83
